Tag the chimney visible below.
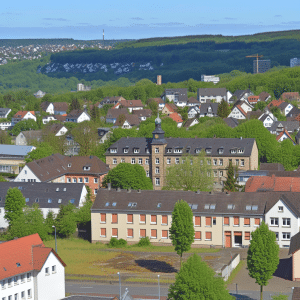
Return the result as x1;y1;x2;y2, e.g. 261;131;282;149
127;188;131;193
90;155;93;159
196;190;200;194
226;191;230;195
209;191;214;195
107;183;111;190
137;189;141;193
157;75;162;85
117;187;121;192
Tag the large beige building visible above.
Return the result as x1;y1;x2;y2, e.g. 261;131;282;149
105;117;259;190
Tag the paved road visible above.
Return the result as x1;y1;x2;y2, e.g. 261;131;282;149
66;281;293;299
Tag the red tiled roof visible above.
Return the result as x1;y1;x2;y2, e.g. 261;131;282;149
164;103;177;113
236;105;247;117
281;92;300;100
112;102;121;109
268;99;285;108
13;111;35;118
169;112;183;123
245;175;300;192
248;96;259;103
276;129;295;143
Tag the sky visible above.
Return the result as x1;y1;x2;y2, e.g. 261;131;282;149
1;0;300;40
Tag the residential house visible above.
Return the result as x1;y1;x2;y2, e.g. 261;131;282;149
112;102;121;109
149;98;165;111
281;92;300;102
15;130;43;146
258;92;271;102
97;128;112;144
132;109;152;121
201;75;220;84
0;145;35;174
42;115;57;124
0;121;12;130
161;103;178;116
187;106;200;119
40;102;69;115
223;117;239;128
11;111;36;126
267;99;285;109
276;129;295;144
287;107;300;119
258;113;276;128
235;100;253;113
197;88;231;103
120;100;144;113
46;123;68;137
106;108;129;124
278;102;294;116
161;88;188;107
246;110;262;120
184;118;199;128
105;117;259;190
247;95;259;105
40;101;55;114
65;135;80;156
199;103;219;118
114;114;141;129
260;163;285;171
15;153;110;195
99;96;125;108
229;89;253;104
237;170;269;186
269;121;299;135
0;233;66;300
0;108;11;118
53;115;67;123
228;105;247;119
169;112;183;128
0;182;87;229
66;110;91;123
34;90;46;98
187;97;201;107
289;232;300;281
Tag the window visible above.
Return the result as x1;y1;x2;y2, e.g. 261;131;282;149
14;276;18;285
213;159;217;166
73;178;77;183
145;158;149;165
100;213;106;223
278;206;283;212
21;291;25;299
45;267;49;275
83;166;90;171
235;159;239;166
213;170;218;177
123;148;128;153
175;158;179;164
127;229;133;238
113;158;117;164
162;215;168;225
146;170;149;177
167;148;172;153
1;279;5;289
151;215;157;224
206;148;211;154
8;296;12;300
282;218;291;227
224;217;229;226
155;178;160;186
134;148;140;153
230;149;236;154
21;275;25;283
275;232;279;241
155;167;160;174
219;148;224;154
85;177;89;183
112;214;118;224
138;158;143;164
213;217;216;225
195;216;201;227
206;217;212;227
167;158;171;164
25;198;29;203
151;229;157;239
219;171;223;177
270;217;278;226
58;199;62;203
195;231;201;240
14;295;18;300
140;214;146;224
140;229;146;237
8;278;12;287
219;159;223;166
112;228;118;237
174;148;182;154
245;232;250;240
155;158;160;164
255;218;260;226
94;178;98;184
110;148;117;153
131;158;136;164
241;159;245;167
127;214;133;224
100;228;106;237
67;178;71;183
205;232;212;241
234;217;239;226
282;232;291;240
28;289;32;299
52;265;56;273
155;148;159;153
162;230;168;239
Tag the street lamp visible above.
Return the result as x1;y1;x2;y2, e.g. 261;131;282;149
158;274;160;300
117;272;121;300
52;225;57;253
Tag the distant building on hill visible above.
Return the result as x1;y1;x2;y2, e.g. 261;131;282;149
253;60;271;74
201;75;220;84
77;83;91;92
290;58;300;68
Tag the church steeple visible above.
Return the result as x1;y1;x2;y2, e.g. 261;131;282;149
152;113;166;144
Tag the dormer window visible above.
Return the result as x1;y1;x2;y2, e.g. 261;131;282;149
167;148;172;153
174;148;182;154
230;149;237;154
218;148;224;154
68;163;71;167
134;148;140;154
110;148;117;153
237;148;244;154
124;148;129;153
206;148;211;154
155;148;159;153
83;166;91;171
227;204;235;210
195;148;201;154
145;148;150;153
186;147;191;153
56;188;59;192
48;199;52;203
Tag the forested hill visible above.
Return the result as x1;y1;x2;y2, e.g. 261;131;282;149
43;39;300;83
115;30;300;49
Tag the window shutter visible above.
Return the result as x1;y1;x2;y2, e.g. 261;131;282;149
100;228;106;237
234;231;242;236
195;231;201;240
112;228;118;237
206;232;212;240
224;217;229;225
140;214;146;223
195;216;201;226
151;229;157;238
162;215;168;224
234;217;239;225
244;218;250;225
162;230;168;238
100;213;106;223
127;229;133;237
255;218;260;225
112;214;118;223
245;232;250;240
206;217;211;226
140;229;146;237
151;215;157;224
127;214;133;223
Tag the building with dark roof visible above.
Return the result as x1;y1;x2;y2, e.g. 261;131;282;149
66;110;91;123
0;233;66;300
197;88;231;103
15;153;110;194
99;96;126;108
161;88;188;107
15;130;43;146
105;118;258;190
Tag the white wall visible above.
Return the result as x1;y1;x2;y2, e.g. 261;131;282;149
228;107;246;119
55;127;68;136
45;103;54;115
77;112;91;123
265;199;299;248
36;252;65;300
24;112;37;122
14;166;41;183
0;206;8;228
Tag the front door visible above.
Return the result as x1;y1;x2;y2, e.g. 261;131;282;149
225;231;231;248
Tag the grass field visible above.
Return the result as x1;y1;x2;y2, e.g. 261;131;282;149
44;238;220;279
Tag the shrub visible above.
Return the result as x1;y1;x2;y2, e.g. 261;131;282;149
108;237;127;248
137;237;151;247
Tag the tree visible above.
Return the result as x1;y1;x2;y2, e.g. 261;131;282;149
55;203;77;238
45;210;56;234
165;151;214;192
169;200;194;268
24;142;54;163
76;199;93;225
168;253;233;300
90;105;100;122
69;98;81;111
102;163;153;190
4;187;26;227
224;160;240;192
147;99;158;116
217;99;231;118
11;119;39;136
0;130;12;144
117;114;126;125
247;221;280;300
71;121;98;156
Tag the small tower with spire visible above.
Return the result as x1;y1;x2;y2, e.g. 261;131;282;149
151;114;167;190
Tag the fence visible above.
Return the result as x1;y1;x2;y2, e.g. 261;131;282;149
221;253;240;281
